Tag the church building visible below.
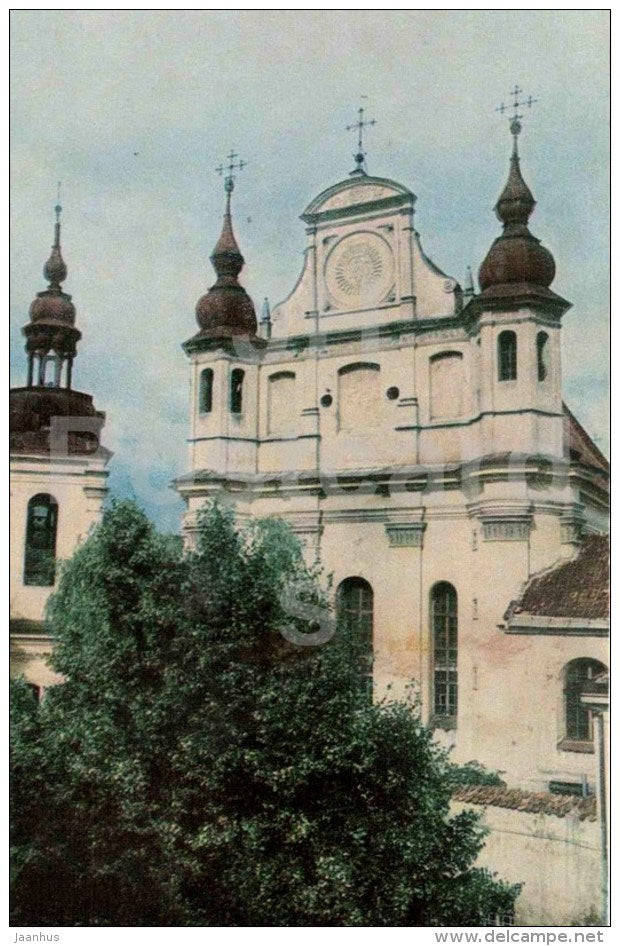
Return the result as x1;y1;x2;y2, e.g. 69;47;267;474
9;203;110;692
175;110;609;794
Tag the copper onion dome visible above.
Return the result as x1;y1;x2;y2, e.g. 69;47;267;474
478;118;556;296
195;180;257;338
28;204;77;327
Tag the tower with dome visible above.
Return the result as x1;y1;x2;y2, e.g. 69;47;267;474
10;202;111;690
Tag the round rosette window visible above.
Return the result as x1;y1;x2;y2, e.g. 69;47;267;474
325;232;394;309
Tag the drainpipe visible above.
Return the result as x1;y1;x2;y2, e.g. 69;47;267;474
594;711;608;924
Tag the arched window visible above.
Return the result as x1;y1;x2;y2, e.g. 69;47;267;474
336;577;374;695
429;351;464;419
24;494;58;587
199;368;214;414
431;582;458;720
268;371;296;435
563;659;607;742
498;331;517;381
230;368;244;414
338;362;380;431
537;332;550;382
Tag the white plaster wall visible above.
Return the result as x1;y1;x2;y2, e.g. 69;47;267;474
271;174;459;339
178;168;608;796
10;636;63;690
10;454;109;624
189;483;607;791
450;800;603;925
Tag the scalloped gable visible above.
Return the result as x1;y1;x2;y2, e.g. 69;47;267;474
302;175;414;220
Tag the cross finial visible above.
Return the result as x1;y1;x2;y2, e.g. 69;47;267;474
54;181;62;224
346;105;376;176
216;150;247;195
495;85;538;148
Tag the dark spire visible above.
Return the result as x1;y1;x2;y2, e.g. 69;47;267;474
211;180;244;277
22;196;83;391
494;118;536;229
43;187;68;288
194;153;258;339
12;195;105;453
28;195;77;332
478;93;560;301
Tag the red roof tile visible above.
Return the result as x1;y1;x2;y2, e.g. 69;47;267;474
452;785;596;821
563;403;609;476
510;534;609;620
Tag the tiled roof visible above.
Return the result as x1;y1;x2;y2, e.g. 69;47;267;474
510;534;609;620
452;785;596;821
563;403;609;477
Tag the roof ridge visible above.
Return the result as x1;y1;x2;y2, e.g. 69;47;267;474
452;784;597;821
563;401;609;472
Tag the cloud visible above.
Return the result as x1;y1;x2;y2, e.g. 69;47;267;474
10;10;610;527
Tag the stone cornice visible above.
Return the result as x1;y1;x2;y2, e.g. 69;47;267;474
468;501;533;542
504;613;608;637
460;288;571;323
173;463;462;497
265;314;466;357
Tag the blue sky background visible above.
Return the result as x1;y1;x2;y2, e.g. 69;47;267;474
10;10;610;532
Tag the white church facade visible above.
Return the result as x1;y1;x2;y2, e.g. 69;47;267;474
175;120;609;794
8;109;610;924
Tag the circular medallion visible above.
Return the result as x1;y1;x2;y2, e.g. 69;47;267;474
325;232;394;309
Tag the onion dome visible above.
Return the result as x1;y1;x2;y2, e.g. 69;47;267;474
28;204;77;328
11;199;108;456
195;181;257;338
478;118;556;298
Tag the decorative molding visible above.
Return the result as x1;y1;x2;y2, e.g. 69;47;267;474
83;486;108;500
482;519;530;541
415;328;467;346
473;503;533;542
560;504;586;545
504;614;608;637
385;522;426;547
322;508;389;525
290;526;323;548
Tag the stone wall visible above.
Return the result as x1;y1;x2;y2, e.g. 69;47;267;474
451;787;603;926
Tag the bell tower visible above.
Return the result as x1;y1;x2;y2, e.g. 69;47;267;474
469;91;570;459
10;200;111;688
177;153;266;543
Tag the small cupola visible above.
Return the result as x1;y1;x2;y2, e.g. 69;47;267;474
478;115;557;300
23;198;81;386
194;156;258;339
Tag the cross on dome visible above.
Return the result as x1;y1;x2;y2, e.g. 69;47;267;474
496;85;538;148
346;105;376;177
216;150;247;195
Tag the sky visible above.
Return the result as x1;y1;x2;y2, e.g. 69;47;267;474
10;10;610;532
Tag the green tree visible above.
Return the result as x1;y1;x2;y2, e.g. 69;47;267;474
10;500;518;926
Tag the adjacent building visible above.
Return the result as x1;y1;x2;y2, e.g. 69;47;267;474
9;205;110;691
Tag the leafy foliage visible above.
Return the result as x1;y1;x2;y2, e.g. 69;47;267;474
446;760;505;789
11;500;519;926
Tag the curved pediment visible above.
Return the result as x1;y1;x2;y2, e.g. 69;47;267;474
302;175;414;221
